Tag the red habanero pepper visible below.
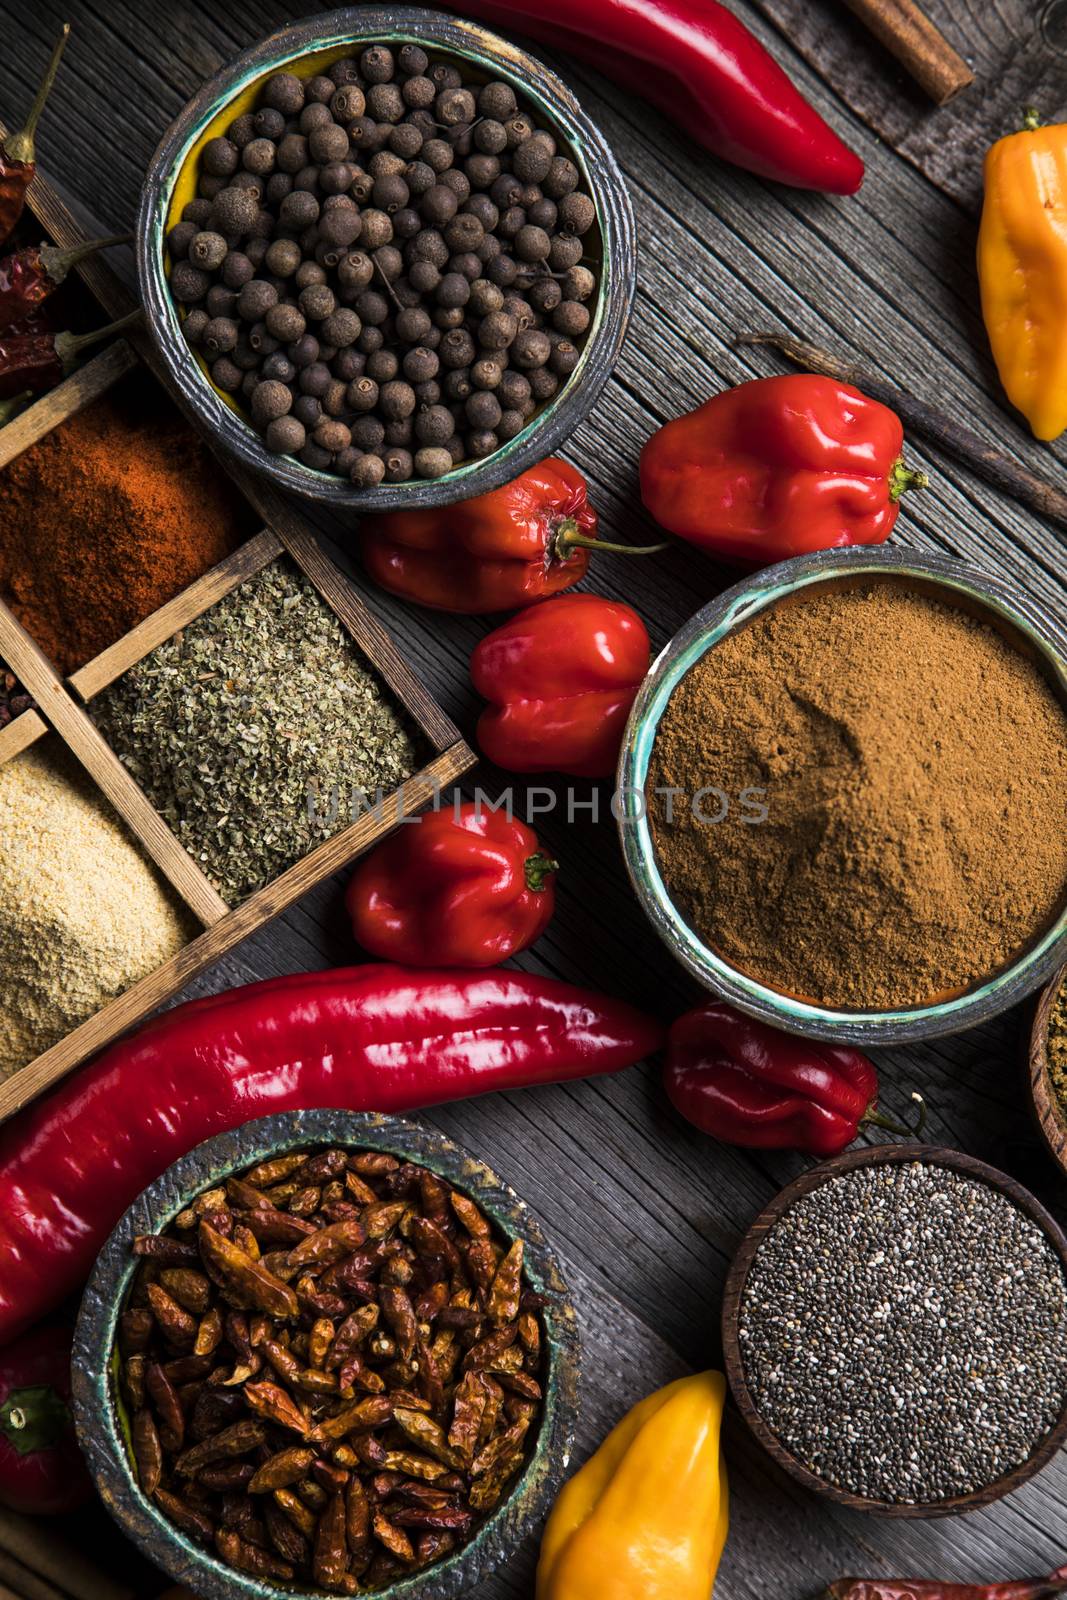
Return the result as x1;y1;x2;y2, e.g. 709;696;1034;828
0;235;131;333
824;1571;1067;1600
0;26;71;247
0;965;663;1342
0;1320;92;1514
360;458;664;613
0;310;141;400
640;375;927;566
471;593;650;779
346;803;558;967
446;0;863;194
665;1002;924;1157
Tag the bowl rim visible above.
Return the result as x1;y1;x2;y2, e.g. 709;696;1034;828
136;4;636;513
1028;961;1067;1180
616;543;1067;1045
720;1142;1067;1517
71;1108;581;1600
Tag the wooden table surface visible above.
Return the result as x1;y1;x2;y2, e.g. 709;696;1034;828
3;0;1067;1591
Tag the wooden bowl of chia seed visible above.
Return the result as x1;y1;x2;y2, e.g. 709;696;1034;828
1028;962;1067;1180
721;1144;1067;1517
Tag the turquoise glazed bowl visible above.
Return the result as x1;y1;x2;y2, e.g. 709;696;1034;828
617;545;1067;1045
137;6;635;512
72;1109;580;1600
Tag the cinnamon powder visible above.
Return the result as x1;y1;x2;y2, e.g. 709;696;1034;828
649;580;1067;1009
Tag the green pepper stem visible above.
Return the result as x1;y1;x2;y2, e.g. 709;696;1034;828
861;1091;927;1141
552;517;669;563
54;309;142;365
1022;106;1043;132
888;458;928;502
523;852;559;893
0;1385;71;1455
39;235;133;286
5;25;71;164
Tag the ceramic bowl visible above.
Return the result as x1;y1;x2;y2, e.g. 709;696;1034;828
137;6;635;514
721;1143;1067;1517
1028;961;1067;1179
617;544;1067;1045
72;1109;580;1600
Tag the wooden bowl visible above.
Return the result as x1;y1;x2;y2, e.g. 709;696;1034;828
137;6;636;514
721;1143;1067;1517
1028;962;1067;1180
71;1109;581;1600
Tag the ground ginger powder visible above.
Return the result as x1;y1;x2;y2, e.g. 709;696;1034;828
649;581;1067;1009
0;740;195;1076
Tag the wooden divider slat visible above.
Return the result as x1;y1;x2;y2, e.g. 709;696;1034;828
70;528;283;701
0;707;47;766
0;741;473;1121
0;605;230;928
0;339;139;472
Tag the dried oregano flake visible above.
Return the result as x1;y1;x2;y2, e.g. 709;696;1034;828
92;560;424;904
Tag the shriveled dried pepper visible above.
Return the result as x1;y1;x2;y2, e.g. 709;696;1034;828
824;1572;1067;1600
0;27;70;248
0;235;130;332
0;310;140;400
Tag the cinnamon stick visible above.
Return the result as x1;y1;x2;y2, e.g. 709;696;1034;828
840;0;974;104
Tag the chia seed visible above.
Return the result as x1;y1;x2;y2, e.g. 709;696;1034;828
738;1161;1067;1503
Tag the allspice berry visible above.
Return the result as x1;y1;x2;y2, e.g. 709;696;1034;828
414;446;454;478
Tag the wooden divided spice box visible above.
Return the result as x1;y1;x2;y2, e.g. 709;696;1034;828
0;132;475;1124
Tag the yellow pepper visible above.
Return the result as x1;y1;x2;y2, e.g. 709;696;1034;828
978;112;1067;441
536;1370;728;1600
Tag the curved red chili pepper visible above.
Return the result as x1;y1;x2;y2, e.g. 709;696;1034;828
825;1570;1067;1600
0;965;663;1343
471;593;650;778
665;1001;922;1156
0;236;131;333
0;27;70;248
447;0;863;193
0;1320;91;1515
641;374;926;565
346;803;557;966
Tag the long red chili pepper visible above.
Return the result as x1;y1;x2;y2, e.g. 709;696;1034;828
0;1321;91;1515
0;965;663;1343
0;309;140;400
0;26;71;247
824;1569;1067;1600
448;0;863;194
0;235;131;333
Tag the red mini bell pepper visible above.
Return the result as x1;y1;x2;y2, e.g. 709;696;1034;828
641;375;926;566
0;966;663;1343
447;0;863;194
360;458;663;613
0;1320;92;1514
346;803;558;966
471;593;650;778
665;1002;924;1156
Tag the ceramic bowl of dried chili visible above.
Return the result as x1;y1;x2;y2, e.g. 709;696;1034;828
137;6;635;512
618;543;1067;1046
72;1108;580;1600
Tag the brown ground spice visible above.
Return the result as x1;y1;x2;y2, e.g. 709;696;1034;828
1047;973;1067;1121
649;581;1067;1009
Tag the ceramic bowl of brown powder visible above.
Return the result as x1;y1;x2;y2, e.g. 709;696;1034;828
618;546;1067;1044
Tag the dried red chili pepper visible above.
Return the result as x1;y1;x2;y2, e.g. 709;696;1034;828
0;310;140;400
346;802;557;967
0;26;70;247
360;457;664;613
0;235;130;332
824;1572;1067;1600
665;1002;925;1156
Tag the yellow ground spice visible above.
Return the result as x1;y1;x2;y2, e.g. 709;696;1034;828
0;740;195;1076
649;581;1067;1010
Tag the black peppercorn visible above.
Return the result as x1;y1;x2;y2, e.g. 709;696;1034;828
243;137;277;177
183;308;210;345
498;205;526;241
413;403;453;445
404;159;436;198
338;250;374;291
171;261;210;303
299;282;336;321
320;307;361;348
379;379;417;419
188;230;228;272
367;81;405;122
413;445;453;479
471;356;503;391
361;44;394;82
557;191;596;235
328;56;361;86
201;315;239;356
448;250;483;281
467;428;499;458
528;276;562;314
528;364;559;400
314;418;352;453
211;355;242;391
550;338;580;376
251;378;293;425
182;198;215;226
553;299;590;337
167;221;198;260
433;305;465;330
289;332;320;368
210;186;260;236
265;414;306;453
300;441;333;470
205;284;238;319
486;252;518;287
548;233;583;270
306;74;337;105
331;84;366;122
398;42;429;74
511;327;551;369
351;452;386;488
422;138;454;175
504;114;534;149
478;309;517;350
262;351;296;383
308;122;349;165
466;389;502;430
352;415;386;453
366;348;400;382
202;137;240;180
229;113;257;148
254;106;286;141
263;72;305;114
348;376;380;412
265;173;294;206
383;446;413;481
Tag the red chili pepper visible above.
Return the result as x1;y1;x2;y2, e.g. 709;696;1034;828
825;1571;1067;1600
0;309;140;400
0;1320;92;1514
446;0;863;194
641;375;927;566
346;803;557;967
0;26;71;247
0;235;130;333
471;593;650;779
0;966;663;1342
664;1002;924;1156
360;458;664;613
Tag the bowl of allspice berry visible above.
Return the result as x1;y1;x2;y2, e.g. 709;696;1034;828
138;6;635;509
72;1108;580;1600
